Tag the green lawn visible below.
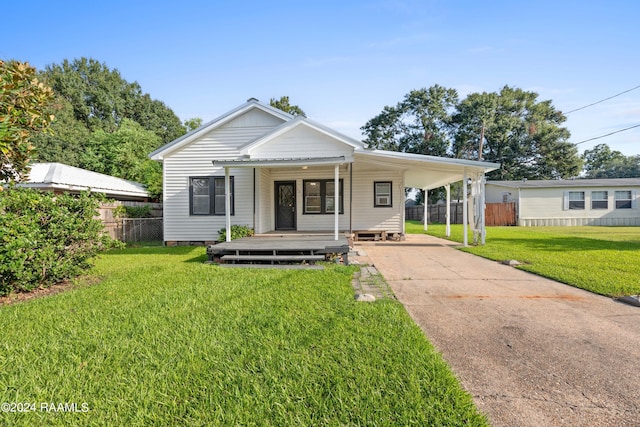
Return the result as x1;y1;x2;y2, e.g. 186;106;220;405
0;247;487;426
407;220;640;297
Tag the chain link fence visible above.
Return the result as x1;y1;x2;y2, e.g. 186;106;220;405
122;218;163;243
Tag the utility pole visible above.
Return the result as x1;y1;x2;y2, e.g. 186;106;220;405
478;120;485;161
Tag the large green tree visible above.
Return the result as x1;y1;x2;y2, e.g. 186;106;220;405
40;58;184;143
0;60;54;182
81;119;163;198
582;143;640;178
454;86;581;180
363;84;582;181
31;57;187;198
362;85;459;156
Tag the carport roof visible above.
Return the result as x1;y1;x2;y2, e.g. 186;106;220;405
355;149;500;190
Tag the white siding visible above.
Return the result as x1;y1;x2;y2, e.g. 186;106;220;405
251;126;354;159
518;187;640;226
485;185;515;203
162;110;284;241
351;170;404;233
269;166;351;232
256;168;273;234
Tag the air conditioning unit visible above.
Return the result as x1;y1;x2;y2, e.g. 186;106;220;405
376;196;390;206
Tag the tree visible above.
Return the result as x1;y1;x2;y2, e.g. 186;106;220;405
183;117;203;132
452;86;581;180
0;60;54;182
362;85;458;156
39;57;185;144
81;119;163;198
31;96;90;166
362;84;582;186
270;96;306;117
582;144;640;178
32;57;188;198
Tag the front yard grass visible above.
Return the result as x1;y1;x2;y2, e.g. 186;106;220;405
0;246;487;426
407;220;640;297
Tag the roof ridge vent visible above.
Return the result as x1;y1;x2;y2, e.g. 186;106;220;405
246;97;259;103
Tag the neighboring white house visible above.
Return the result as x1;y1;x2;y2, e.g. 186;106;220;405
21;162;149;201
149;98;499;244
486;178;640;226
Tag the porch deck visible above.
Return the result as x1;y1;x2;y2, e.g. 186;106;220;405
206;235;350;265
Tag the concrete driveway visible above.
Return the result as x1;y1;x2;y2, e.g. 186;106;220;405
356;234;640;427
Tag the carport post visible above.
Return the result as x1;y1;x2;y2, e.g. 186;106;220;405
480;174;486;245
423;188;428;231
463;171;468;247
445;184;451;237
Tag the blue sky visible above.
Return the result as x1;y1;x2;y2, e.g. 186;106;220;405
3;0;639;156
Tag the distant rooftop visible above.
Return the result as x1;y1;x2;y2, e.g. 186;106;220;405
487;178;640;189
20;163;149;200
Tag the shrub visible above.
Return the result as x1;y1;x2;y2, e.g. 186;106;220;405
0;187;119;296
113;204;153;218
217;225;254;242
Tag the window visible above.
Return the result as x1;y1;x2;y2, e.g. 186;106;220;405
189;176;234;215
374;181;392;207
591;191;608;209
303;180;343;214
615;190;632;209
568;191;585;210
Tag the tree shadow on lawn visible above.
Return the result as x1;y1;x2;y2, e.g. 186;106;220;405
487;236;640;252
103;246;205;258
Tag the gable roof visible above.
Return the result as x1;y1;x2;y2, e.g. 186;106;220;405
20;163;149;200
239;115;365;155
149;98;293;160
487;178;640;189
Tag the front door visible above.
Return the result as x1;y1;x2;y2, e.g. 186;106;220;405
275;181;296;230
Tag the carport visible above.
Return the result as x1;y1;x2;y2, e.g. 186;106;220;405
354;150;500;245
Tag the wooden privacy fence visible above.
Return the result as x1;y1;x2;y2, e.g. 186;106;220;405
406;203;464;224
485;202;517;226
405;201;516;226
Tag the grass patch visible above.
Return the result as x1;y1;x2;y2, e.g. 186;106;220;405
408;220;640;297
0;246;487;426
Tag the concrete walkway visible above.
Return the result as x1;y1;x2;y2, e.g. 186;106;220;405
356;234;640;427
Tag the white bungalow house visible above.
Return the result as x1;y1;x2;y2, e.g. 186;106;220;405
149;98;499;245
486;178;640;226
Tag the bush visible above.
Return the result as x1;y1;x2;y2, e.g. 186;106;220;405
113;204;153;218
217;225;254;242
0;187;119;296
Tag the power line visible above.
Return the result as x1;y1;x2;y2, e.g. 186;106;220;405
572;123;640;145
565;84;640;114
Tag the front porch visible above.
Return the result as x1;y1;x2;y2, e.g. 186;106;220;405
206;235;350;265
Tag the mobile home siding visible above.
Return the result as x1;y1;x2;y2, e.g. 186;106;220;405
518;187;640;226
486;182;640;226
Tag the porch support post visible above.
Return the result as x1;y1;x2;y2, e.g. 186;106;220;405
334;164;339;240
445;184;451;237
463;170;468;247
224;166;231;242
423;189;428;231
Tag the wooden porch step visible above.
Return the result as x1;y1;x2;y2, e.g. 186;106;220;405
220;254;326;262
